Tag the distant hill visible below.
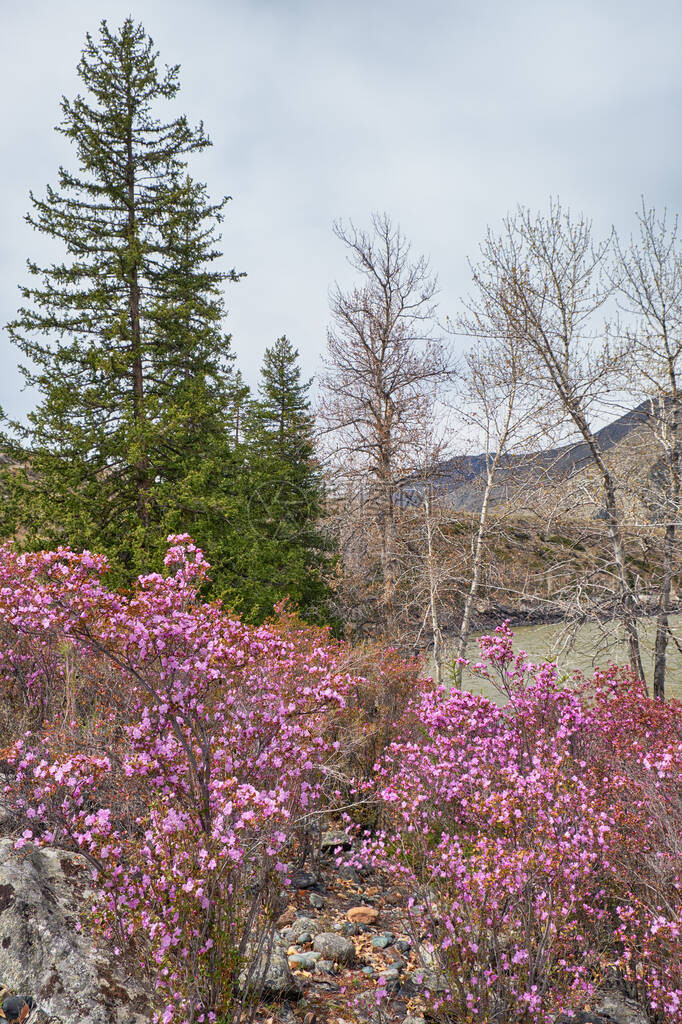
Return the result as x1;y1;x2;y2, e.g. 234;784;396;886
401;400;656;512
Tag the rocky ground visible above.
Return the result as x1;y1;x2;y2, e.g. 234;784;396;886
244;830;648;1024
247;828;436;1024
0;827;650;1024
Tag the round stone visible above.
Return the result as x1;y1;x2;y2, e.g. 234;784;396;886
312;932;356;965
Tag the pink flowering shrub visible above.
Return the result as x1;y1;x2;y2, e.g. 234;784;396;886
368;622;682;1023
0;537;357;1024
3;548;682;1024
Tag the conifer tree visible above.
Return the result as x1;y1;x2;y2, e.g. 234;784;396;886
238;337;334;623
4;19;245;583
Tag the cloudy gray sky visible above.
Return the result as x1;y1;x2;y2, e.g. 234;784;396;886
2;0;682;421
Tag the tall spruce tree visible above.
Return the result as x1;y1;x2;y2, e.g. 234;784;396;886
238;337;334;623
4;19;246;583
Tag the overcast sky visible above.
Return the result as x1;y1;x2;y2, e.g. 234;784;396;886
2;0;682;422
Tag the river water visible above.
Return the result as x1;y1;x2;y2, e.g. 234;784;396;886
446;613;682;703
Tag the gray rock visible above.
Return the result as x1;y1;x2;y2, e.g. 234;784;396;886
416;942;438;969
238;948;302;1000
554;970;648;1024
395;938;411;953
320;830;352;853
308;892;325;910
288;870;317;890
553;1015;611;1024
554;993;649;1024
287;952;321;971
371;932;394;949
361;966;375;977
315;959;337;975
294;932;312;945
404;968;449;994
352;991;384;1024
341;922;359;937
336;863;360;883
377;971;401;995
313;979;340;993
377;967;400;982
282;916;320;943
311;933;355;965
594;990;648;1024
0;839;153;1024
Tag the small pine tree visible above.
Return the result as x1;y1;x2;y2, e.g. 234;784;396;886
4;19;246;584
237;337;335;623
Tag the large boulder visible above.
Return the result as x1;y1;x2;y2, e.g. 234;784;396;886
237;949;301;1001
0;839;153;1024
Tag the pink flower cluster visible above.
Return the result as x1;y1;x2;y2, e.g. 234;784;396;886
364;623;682;1022
0;537;354;1024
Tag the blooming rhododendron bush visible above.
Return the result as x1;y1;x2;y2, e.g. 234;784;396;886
3;547;682;1024
0;537;358;1024
366;623;682;1023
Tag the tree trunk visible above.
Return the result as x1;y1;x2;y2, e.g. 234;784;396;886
454;386;517;687
548;381;646;688
593;448;645;685
455;465;497;686
424;487;443;684
653;522;674;700
652;396;681;700
378;449;397;629
125;110;150;529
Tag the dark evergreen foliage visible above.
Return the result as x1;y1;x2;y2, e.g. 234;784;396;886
238;336;336;623
4;19;246;582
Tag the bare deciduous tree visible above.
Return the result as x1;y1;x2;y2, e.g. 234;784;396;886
392;399;457;682
318;213;454;629
613;201;682;699
472;200;646;684
451;306;546;678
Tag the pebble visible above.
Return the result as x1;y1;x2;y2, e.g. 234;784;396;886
309;892;325;909
282;916;320;942
395;938;411;953
371;932;394;949
378;967;400;982
276;906;297;928
312;932;356;965
315;959;337;975
314;979;340;993
337;863;360;882
292;915;318;932
346;905;379;925
361;966;375;977
320;829;352;852
295;932;312;945
288;951;322;970
289;870;317;890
